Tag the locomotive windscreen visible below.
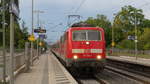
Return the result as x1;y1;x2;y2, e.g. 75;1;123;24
72;30;101;41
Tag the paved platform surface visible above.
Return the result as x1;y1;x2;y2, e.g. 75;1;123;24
107;56;150;67
14;52;77;84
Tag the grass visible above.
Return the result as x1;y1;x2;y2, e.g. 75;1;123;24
108;52;150;59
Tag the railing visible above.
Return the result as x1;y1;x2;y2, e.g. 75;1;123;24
0;44;38;82
107;48;150;58
0;49;25;80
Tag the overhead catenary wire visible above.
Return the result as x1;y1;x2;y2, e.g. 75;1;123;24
71;0;136;21
47;0;87;29
64;0;87;27
74;0;87;13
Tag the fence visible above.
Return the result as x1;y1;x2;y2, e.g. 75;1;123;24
0;42;38;82
107;48;150;56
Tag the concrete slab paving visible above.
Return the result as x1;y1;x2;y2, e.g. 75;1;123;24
48;52;78;84
15;54;48;84
14;52;78;84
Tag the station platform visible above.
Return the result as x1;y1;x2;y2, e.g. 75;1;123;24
14;52;77;84
107;56;150;67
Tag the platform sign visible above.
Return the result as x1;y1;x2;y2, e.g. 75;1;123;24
34;29;46;33
28;34;35;42
128;35;137;40
128;35;134;40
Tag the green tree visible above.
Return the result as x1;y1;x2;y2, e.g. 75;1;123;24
142;19;150;28
138;28;150;50
116;40;135;49
0;0;29;48
114;5;144;33
16;21;29;48
113;5;145;49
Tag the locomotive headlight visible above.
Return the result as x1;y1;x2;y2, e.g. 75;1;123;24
73;55;78;60
97;55;102;60
86;42;90;45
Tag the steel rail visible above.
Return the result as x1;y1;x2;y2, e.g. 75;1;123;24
105;66;150;84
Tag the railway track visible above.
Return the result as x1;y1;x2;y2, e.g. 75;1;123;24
75;65;149;84
77;78;101;84
52;51;150;84
105;66;150;84
77;74;107;84
106;58;150;84
75;63;150;84
106;58;150;77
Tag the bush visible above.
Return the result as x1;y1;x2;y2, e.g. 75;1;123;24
116;40;135;49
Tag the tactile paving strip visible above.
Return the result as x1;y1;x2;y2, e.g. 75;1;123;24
48;52;78;84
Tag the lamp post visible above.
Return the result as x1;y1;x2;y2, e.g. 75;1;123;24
2;0;6;83
112;24;114;55
10;0;15;83
31;0;34;65
112;13;116;55
134;10;138;60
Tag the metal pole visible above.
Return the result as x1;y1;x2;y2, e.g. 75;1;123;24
37;12;39;59
34;10;44;27
134;11;138;60
39;39;40;56
112;14;116;55
25;42;30;71
36;12;39;59
37;11;40;27
2;0;6;83
34;10;44;59
10;0;15;84
112;24;114;55
37;38;39;59
31;0;34;65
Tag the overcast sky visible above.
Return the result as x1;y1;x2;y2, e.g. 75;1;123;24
19;0;150;43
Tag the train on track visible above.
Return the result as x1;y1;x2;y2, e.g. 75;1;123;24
51;23;106;73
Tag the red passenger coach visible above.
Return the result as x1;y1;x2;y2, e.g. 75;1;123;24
52;23;106;72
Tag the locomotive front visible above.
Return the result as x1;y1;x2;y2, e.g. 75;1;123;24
67;27;106;71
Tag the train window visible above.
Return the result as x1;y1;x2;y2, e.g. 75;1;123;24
73;31;86;41
88;30;101;40
73;30;101;41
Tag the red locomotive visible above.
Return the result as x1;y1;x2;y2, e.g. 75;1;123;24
51;23;106;72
